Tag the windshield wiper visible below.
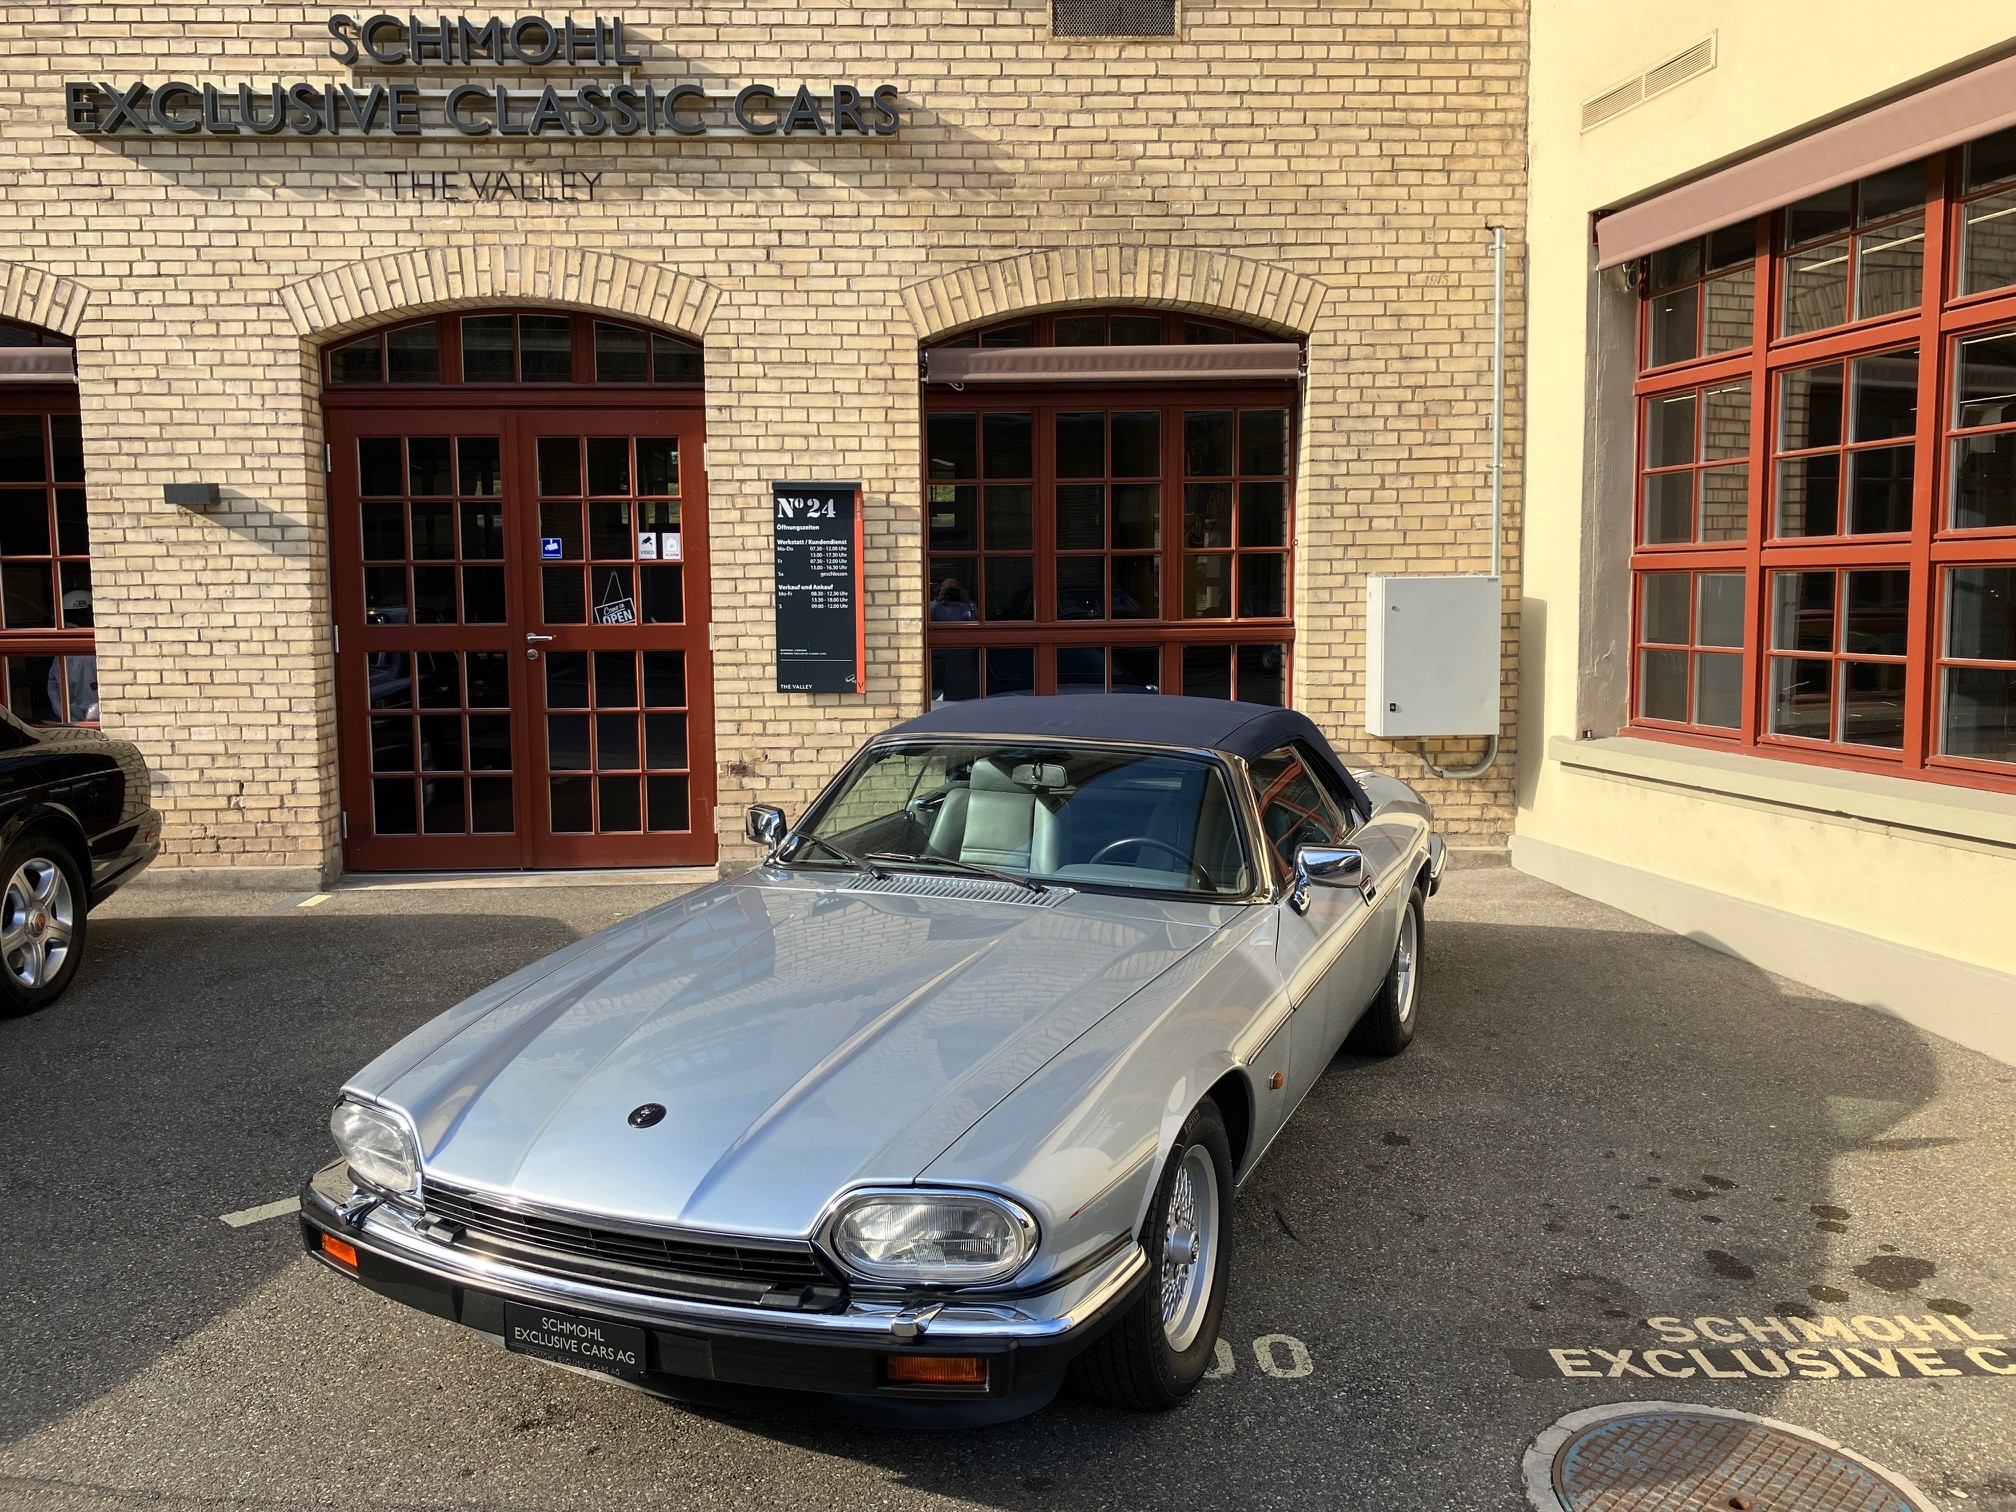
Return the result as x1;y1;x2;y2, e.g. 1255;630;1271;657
786;834;887;878
866;852;1048;895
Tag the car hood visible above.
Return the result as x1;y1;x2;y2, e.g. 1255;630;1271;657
351;874;1223;1238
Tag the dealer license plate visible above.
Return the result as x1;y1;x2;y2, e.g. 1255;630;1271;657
502;1302;649;1382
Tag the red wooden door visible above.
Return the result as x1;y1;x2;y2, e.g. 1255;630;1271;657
329;404;713;872
515;409;713;868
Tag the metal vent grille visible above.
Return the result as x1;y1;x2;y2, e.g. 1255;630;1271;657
1643;36;1716;96
422;1181;835;1299
1054;0;1176;38
1582;34;1716;131
1580;78;1644;132
845;872;1069;906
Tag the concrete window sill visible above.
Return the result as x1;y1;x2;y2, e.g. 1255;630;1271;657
1547;735;2016;851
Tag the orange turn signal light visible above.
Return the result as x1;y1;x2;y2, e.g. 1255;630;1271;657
884;1354;988;1387
320;1234;360;1270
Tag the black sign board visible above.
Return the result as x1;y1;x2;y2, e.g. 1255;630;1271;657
774;482;864;694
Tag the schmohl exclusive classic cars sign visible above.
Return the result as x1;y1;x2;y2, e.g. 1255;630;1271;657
64;13;903;139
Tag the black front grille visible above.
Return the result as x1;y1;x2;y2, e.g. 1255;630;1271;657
422;1180;839;1305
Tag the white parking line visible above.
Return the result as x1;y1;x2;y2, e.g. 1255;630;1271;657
219;1197;301;1228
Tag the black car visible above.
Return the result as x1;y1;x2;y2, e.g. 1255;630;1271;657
0;708;160;1014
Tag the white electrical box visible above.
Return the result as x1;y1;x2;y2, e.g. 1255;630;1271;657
1365;574;1501;737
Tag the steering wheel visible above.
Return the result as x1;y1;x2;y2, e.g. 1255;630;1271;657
1087;836;1214;890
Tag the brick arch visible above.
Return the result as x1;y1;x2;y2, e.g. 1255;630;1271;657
0;261;92;338
900;246;1330;342
277;246;721;343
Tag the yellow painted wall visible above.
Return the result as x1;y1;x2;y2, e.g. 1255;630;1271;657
1520;2;2016;977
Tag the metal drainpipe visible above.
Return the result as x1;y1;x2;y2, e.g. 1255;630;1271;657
1418;224;1506;781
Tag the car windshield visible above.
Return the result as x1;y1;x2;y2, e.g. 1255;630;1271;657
788;741;1253;898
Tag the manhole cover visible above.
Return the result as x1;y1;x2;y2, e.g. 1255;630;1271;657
1524;1404;1939;1512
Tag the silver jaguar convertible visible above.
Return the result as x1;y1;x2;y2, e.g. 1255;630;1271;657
302;695;1443;1424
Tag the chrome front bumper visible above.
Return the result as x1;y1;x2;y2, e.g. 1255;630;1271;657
300;1159;1146;1348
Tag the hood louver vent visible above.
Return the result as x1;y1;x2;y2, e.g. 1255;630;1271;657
845;872;1070;907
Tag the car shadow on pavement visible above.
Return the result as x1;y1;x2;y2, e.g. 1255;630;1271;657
0;906;584;1446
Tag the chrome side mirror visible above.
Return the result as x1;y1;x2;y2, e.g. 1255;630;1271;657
745;804;788;851
1290;845;1364;914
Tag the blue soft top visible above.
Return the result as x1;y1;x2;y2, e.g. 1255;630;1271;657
887;695;1371;816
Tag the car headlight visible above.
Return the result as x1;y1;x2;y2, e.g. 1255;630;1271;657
828;1190;1036;1286
329;1099;421;1200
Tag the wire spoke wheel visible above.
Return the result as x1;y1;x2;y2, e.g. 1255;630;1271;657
2;858;76;991
1159;1144;1220;1354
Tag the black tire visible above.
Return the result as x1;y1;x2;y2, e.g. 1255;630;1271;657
0;831;88;1017
1347;887;1423;1058
0;834;88;1024
1072;1098;1234;1411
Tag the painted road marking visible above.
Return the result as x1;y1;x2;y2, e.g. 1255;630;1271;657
1253;1333;1314;1379
1510;1309;2014;1381
220;1197;301;1228
296;893;331;908
1204;1333;1314;1381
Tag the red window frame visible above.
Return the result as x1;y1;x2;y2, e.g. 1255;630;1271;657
0;329;92;728
1628;140;2016;793
922;313;1298;705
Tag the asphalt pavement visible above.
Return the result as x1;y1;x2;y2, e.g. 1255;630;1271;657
1;865;2011;1510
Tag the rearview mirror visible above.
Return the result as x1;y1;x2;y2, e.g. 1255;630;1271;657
1290;845;1364;914
745;804;788;850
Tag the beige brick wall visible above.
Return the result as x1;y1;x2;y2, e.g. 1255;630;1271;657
0;2;1527;873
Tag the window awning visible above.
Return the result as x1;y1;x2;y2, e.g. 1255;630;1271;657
1595;49;2016;268
0;348;76;384
922;343;1302;385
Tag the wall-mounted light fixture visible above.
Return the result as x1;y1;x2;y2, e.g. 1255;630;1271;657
164;482;221;510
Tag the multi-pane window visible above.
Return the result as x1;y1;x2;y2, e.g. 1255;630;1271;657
1774;351;1917;537
1631;130;2016;790
0;325;91;726
1766;568;1911;747
535;433;685;627
930;310;1271;350
1641;379;1750;543
923;314;1297;705
1955;129;2016;298
1950;328;2016;529
325;313;702;388
1941;566;2016;762
1644;222;1758;368
1635;571;1745;730
1780;163;1927;336
358;434;508;626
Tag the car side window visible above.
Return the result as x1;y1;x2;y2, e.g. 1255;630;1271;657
1248;744;1348;886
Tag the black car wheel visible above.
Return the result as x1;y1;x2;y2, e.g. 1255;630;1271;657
1072;1098;1234;1412
1347;887;1423;1057
0;834;88;1016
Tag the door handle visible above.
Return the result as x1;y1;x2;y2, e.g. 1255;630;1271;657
525;633;555;644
